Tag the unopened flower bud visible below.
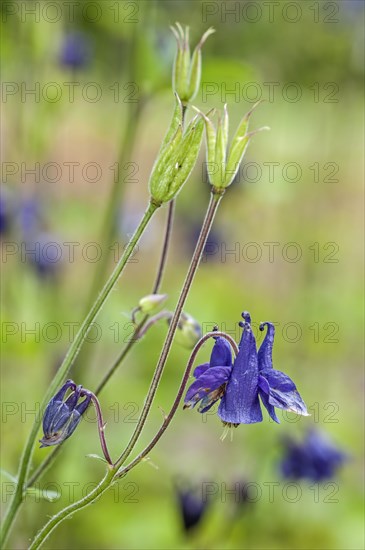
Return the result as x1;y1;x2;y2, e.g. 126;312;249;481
173;312;202;349
40;380;91;447
171;23;215;105
139;294;168;315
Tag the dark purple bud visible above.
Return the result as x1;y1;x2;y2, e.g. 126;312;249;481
40;380;91;447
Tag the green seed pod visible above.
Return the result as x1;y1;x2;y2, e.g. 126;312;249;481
171;23;215;105
198;101;269;190
160;93;183;154
149;109;204;205
187;27;215;103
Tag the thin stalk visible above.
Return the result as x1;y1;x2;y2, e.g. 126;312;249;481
136;311;172;339
94;316;147;395
0;201;158;548
117;331;239;477
115;190;225;469
152;200;175;293
29;467;116;550
24;199;175;488
96;200;176;393
27;192;226;550
89;394;113;465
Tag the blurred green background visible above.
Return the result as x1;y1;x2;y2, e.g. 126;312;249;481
1;0;364;548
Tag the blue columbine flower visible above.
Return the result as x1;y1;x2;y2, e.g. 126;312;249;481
40;380;91;447
184;312;308;426
280;430;347;482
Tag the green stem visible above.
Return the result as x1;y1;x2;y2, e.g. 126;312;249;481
96;199;175;394
151;200;175;294
115;190;224;469
117;331;239;477
27;191;224;549
0;201;158;548
29;467;116;550
24;197;175;489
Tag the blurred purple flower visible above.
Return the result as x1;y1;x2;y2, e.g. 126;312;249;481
30;232;62;278
20;198;41;238
184;312;308;426
0;194;11;236
280;430;347;482
176;485;209;532
59;31;91;70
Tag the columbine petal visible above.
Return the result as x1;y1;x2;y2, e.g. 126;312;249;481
259;369;309;416
184;366;232;409
193;362;210;378
258;375;280;423
218;316;263;424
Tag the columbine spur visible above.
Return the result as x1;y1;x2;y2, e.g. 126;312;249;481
184;311;308;425
40;380;91;447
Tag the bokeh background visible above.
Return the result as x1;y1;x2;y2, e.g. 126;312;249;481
1;0;364;548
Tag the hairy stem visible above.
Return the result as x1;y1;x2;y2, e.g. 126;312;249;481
24;198;175;489
89;394;113;465
115;190;225;469
152;198;175;294
0;201;158;547
29;467;116;550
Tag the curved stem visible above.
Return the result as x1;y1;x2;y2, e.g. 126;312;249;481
96;196;175;394
0;201;158;548
115;190;225;469
136;311;172;339
117;331;239;477
89;394;113;465
29;467;116;550
24;203;175;488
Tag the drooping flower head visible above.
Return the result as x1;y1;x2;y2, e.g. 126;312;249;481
184;311;308;426
280;429;348;482
40;380;91;447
